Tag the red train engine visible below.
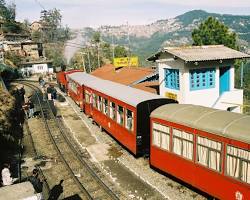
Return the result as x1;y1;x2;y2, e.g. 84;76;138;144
56;69;82;92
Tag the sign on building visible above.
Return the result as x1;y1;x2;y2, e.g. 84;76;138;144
165;92;177;101
113;57;139;67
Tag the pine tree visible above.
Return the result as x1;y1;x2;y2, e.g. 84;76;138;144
192;17;237;49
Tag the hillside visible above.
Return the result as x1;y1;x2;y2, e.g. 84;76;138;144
83;10;250;65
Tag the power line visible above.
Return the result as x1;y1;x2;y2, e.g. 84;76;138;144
34;0;46;10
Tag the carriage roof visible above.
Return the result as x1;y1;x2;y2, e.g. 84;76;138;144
68;72;167;107
151;104;250;144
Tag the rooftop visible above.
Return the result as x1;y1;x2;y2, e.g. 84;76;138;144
148;45;250;62
133;81;159;94
91;64;159;93
151;104;250;144
69;72;164;107
91;64;155;85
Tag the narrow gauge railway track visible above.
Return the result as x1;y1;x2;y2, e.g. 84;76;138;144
20;81;120;200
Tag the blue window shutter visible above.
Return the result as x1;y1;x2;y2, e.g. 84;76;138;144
164;69;180;90
190;68;215;91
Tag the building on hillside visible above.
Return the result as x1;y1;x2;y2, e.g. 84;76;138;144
30;20;50;33
20;60;53;74
21;41;43;60
0;40;44;61
0;33;30;41
30;21;42;32
148;45;250;113
91;64;159;94
2;41;22;55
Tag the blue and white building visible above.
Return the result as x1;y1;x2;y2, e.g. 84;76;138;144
148;45;250;113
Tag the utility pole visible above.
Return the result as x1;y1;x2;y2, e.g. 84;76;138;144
241;61;244;88
127;21;131;68
87;49;91;72
80;52;86;72
97;43;100;68
111;34;115;61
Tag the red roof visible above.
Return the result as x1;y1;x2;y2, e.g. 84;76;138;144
133;81;159;94
91;64;158;94
91;64;153;84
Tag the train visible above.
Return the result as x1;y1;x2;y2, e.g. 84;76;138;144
56;69;82;92
57;70;250;200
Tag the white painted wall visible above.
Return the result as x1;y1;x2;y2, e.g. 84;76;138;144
183;67;219;107
158;57;243;113
32;63;50;73
32;63;47;73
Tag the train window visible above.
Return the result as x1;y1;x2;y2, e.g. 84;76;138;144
173;129;193;160
125;109;134;132
103;98;109;116
197;136;221;172
97;96;102;111
84;90;90;104
152;123;170;151
117;105;124;126
226;145;250;184
92;94;97;108
109;102;116;120
69;81;77;94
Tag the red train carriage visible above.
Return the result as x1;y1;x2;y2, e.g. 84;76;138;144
150;104;250;199
66;72;87;110
56;69;82;92
68;72;177;156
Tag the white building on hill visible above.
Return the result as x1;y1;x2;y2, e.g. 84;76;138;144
148;45;250;113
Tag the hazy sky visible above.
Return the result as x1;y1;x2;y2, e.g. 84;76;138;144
13;0;250;28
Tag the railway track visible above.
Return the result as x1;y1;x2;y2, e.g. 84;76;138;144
20;81;120;200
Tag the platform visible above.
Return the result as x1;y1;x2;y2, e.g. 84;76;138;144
0;181;36;200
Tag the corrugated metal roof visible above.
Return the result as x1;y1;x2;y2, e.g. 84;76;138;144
68;72;165;107
91;64;155;85
163;45;250;62
148;45;250;62
151;104;250;144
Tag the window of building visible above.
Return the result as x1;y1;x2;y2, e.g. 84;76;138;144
172;129;193;160
117;105;124;126
109;102;116;120
190;68;215;90
125;109;134;132
97;96;102;111
226;145;250;184
103;98;109;116
38;65;43;70
152;123;170;151
164;69;180;90
197;136;222;172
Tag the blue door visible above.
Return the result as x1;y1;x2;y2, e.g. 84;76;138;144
219;67;230;95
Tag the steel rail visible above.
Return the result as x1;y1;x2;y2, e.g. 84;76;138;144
21;81;120;200
20;81;93;199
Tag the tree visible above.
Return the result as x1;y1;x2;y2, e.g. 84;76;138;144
114;45;128;57
45;44;66;71
0;0;16;21
40;8;62;42
91;31;101;68
4;51;22;67
192;17;237;49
